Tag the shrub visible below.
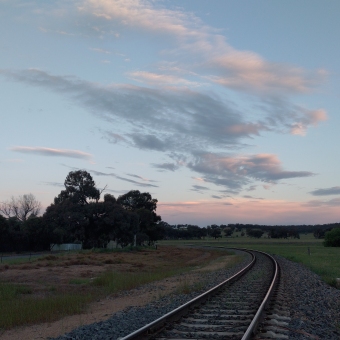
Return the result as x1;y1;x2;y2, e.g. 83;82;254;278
324;228;340;247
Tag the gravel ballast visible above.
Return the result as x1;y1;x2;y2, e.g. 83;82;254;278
51;251;340;340
275;256;340;340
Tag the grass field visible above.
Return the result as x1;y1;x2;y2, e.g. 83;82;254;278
160;233;340;287
0;246;234;330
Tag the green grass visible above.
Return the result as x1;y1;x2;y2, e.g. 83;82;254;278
0;282;95;329
0;291;93;329
160;234;340;288
92;268;186;294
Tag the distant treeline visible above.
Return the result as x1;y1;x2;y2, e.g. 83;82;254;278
162;222;340;240
228;223;340;234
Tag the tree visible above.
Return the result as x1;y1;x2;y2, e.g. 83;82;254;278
247;229;264;238
0;215;11;252
210;227;222;239
45;172;147;249
24;216;51;251
0;194;41;222
324;228;340;247
117;190;162;245
54;170;100;205
223;227;233;237
117;190;157;212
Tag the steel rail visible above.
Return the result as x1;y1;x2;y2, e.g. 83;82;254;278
119;248;255;340
241;250;279;340
195;246;280;339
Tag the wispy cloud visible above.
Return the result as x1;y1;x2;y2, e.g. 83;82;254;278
192;185;209;191
59;164;158;188
0;69;267;151
10;146;92;160
42;181;64;188
128;71;201;87
79;168;159;188
78;0;327;96
152;162;179;172
126;173;157;183
303;198;340;207
188;153;314;190
310;186;340;196
0;66;318;193
90;47;111;54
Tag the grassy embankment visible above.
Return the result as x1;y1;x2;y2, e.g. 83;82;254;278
0;246;236;330
161;233;340;287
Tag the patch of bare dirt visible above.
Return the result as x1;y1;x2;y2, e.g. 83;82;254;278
0;246;236;340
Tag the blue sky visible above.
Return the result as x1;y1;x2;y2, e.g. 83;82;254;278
1;0;340;226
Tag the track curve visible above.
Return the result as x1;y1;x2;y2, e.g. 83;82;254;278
119;248;279;340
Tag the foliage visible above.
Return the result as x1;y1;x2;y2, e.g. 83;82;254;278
210;227;222;239
314;228;330;239
324;228;340;247
246;228;264;238
268;228;300;239
54;170;100;205
117;190;162;245
43;173;163;249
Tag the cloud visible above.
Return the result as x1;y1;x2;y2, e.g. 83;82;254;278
10;146;92;160
310;186;340;196
90;47;111;54
86;169;159;188
126;173;157;183
78;0;204;37
243;195;263;200
0;69;318;192
42;181;64;188
152;162;179;172
303;198;340;207
130;133;169;151
59;164;158;188
128;71;201;87
191;185;209;192
78;0;326;96
188;153;314;190
205;52;327;95
0;69;326;160
0;69;265;152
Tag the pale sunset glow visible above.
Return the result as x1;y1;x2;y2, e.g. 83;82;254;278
1;1;340;226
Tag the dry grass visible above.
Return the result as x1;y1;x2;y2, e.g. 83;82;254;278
0;246;235;330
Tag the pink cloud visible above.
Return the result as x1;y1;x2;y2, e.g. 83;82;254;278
128;71;200;87
206;51;327;95
79;0;326;96
10;146;92;160
291;108;327;136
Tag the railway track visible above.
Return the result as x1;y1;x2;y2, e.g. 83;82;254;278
119;248;284;340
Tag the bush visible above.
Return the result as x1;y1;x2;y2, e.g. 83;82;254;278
324;228;340;247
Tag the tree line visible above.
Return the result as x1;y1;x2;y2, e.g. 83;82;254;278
0;170;163;252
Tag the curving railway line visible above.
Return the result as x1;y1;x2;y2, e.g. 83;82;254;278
119;248;289;340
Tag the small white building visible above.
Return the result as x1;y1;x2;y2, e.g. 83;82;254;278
50;243;82;251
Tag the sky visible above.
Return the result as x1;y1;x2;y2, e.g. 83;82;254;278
1;0;340;227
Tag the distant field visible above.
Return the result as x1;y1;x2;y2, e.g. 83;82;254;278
160;233;340;287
